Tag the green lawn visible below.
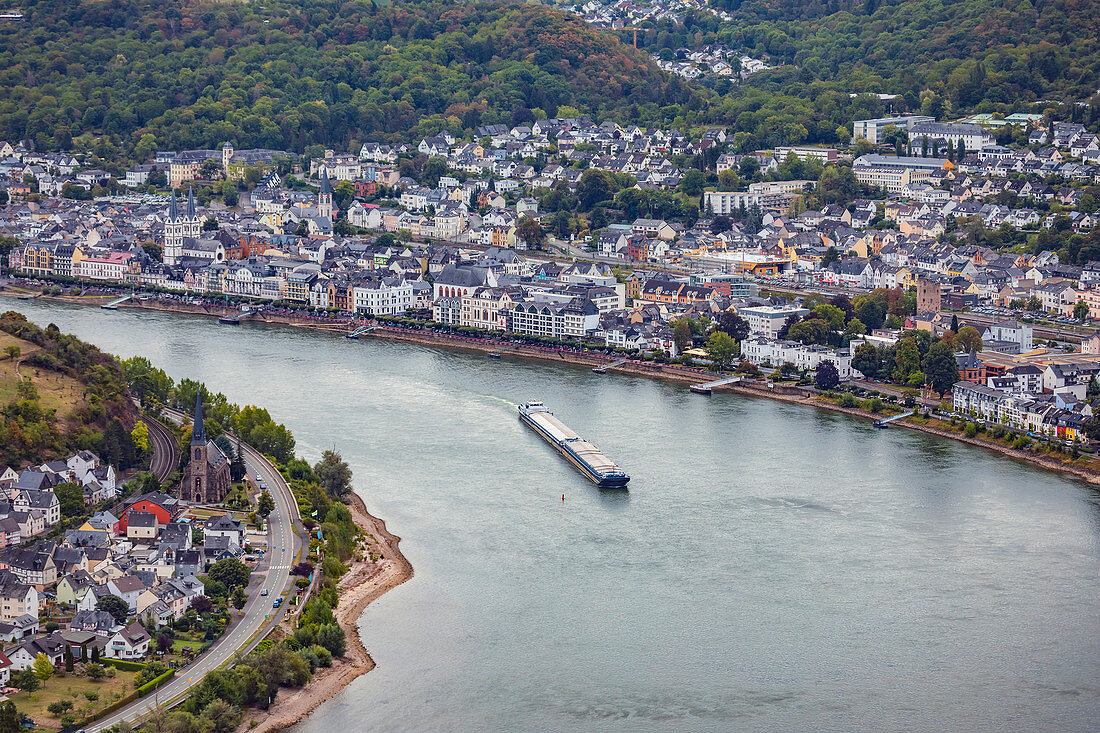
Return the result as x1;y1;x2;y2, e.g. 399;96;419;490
10;666;139;729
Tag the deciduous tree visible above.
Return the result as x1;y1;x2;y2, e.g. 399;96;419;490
922;341;960;397
956;325;983;352
257;489;275;518
314;450;352;501
815;362;840;390
54;482;85;519
208;558;250;591
96;594;129;625
515;216;545;250
32;653;54;683
705;331;738;370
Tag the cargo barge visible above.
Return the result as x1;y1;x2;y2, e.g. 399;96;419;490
518;402;630;488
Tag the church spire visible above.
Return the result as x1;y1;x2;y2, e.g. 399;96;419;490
186;186;196;219
169;189;178;220
191;389;206;445
320;169;332;196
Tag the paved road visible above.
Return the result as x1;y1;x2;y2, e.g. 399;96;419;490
89;412;304;731
953;310;1088;344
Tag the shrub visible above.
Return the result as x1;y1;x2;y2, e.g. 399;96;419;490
964;422;979;438
310;645;332;667
134;661;170;688
136;669;175;697
990;425;1006;439
321;556;348;580
1012;436;1031;450
837;393;857;408
868;398;883;413
47;700;74;716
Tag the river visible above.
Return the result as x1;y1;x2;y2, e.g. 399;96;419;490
7;299;1100;732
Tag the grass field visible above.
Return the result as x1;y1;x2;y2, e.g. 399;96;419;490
0;330;87;421
9;666;139;729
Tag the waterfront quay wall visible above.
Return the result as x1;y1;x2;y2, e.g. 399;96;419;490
12;292;1100;488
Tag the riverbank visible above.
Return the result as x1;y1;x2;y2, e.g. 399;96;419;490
239;493;413;732
7;289;1100;488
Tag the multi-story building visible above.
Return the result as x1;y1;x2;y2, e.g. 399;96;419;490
909;122;995;152
852;155;951;193
76;251;134;282
740;337;861;379
852;115;935;145
20;243;53;277
169;150;221;187
352;277;413;315
737;305;810;339
461;287;519;331
772;147;838;163
505;299;600;339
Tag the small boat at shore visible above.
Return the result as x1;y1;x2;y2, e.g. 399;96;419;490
488;352;502;359
518;402;629;489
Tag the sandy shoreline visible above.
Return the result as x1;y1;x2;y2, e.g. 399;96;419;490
238;494;413;732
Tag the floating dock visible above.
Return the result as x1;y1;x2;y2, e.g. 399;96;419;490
689;375;743;394
592;358;628;374
873;409;914;428
346;325;376;339
100;294;134;310
518;402;629;488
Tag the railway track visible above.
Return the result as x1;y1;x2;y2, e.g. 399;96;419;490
142;413;180;483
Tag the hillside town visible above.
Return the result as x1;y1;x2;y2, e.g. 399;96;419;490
0;397;259;693
0;112;1099;444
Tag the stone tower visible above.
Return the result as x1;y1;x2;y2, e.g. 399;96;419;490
184;186;201;238
189;390;209;501
181;388;231;505
163;187;201;266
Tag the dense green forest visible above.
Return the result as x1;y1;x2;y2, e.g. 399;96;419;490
611;0;1100;148
701;0;1099;107
0;0;697;158
2;0;1097;161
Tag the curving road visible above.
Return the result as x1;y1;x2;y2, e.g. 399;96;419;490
89;410;305;732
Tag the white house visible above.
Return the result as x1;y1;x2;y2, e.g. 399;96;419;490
104;622;151;660
740;337;862;379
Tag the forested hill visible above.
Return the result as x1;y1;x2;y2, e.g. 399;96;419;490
0;0;699;157
705;0;1100;109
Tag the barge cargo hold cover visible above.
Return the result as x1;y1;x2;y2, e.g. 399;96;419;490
518;402;630;489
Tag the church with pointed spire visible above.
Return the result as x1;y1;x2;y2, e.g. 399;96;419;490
181;390;231;504
163;187;201;266
317;169;333;221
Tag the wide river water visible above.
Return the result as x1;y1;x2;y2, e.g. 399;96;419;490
7;299;1100;731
